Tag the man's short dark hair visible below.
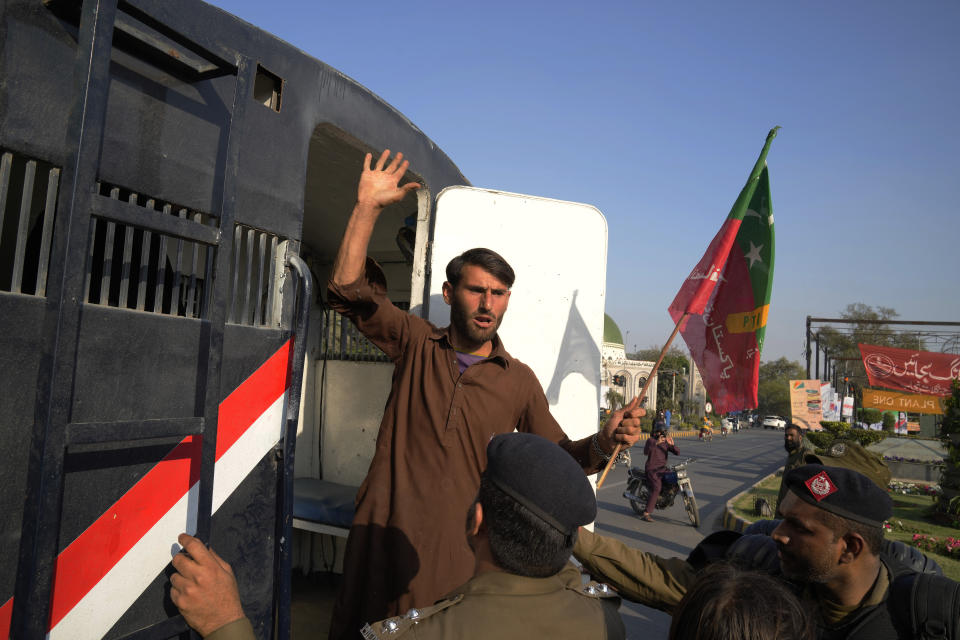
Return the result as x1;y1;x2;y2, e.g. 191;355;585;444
784;423;803;436
478;476;573;578
812;506;885;555
445;248;515;288
669;562;812;640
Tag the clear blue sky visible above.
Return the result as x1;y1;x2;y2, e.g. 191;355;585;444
212;0;959;363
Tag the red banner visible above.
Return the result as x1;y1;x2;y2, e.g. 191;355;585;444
858;343;960;396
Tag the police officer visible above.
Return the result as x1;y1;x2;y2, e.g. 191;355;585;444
169;432;624;639
361;432;624;639
574;463;960;639
774;423;814;513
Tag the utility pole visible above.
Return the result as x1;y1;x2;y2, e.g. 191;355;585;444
815;333;820;379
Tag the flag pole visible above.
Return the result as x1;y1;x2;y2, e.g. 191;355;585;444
596;312;689;488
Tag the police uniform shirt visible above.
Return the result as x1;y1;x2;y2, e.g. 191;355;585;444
573;526;696;612
362;563;624;639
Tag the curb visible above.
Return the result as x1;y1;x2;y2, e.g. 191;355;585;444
722;469;782;533
664;429;742;439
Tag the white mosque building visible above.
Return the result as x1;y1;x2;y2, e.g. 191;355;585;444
600;314;708;421
600;314;657;412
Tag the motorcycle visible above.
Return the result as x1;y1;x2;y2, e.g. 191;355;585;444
623;458;700;527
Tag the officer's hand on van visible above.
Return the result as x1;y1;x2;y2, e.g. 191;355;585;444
599;395;645;453
357;149;421;211
171;533;246;637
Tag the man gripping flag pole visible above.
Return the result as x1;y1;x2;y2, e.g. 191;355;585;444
598;127;778;487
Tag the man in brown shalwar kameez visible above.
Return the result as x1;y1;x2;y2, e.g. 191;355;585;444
326;150;644;639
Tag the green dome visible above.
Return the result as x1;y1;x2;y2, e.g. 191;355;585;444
604;314;624;346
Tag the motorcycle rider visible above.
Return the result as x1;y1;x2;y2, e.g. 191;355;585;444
699;416;713;441
641;427;679;522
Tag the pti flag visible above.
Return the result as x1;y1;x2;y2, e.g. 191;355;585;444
668;128;778;413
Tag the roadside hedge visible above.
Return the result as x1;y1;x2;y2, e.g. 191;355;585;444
806;421;889;450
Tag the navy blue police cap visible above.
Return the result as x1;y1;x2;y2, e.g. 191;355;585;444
784;464;892;528
485;432;596;535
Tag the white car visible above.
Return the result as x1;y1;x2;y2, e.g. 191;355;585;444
762;415;787;429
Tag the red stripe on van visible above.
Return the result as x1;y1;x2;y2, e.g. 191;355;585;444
0;339;292;636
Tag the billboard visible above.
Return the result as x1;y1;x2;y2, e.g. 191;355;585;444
842;396;854;418
820;382;840;421
789;379;823;429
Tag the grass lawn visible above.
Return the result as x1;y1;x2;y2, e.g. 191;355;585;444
732;475;960;581
885;493;960;581
731;473;781;522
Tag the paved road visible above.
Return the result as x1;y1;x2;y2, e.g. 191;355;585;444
592;427;787;639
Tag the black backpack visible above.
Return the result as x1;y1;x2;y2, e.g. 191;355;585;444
888;569;960;640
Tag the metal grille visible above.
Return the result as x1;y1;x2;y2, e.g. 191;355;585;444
318;307;395;362
226;224;282;327
0;149;61;296
85;183;219;318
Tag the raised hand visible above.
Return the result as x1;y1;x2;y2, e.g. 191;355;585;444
357;149;421;210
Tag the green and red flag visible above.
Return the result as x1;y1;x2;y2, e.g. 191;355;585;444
668;127;778;413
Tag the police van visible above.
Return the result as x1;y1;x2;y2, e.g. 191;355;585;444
1;1;610;638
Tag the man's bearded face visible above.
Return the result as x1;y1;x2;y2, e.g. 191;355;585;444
784;428;802;453
772;494;843;584
444;265;511;351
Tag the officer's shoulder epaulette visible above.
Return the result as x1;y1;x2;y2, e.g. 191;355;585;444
573;580;619;600
360;594;465;639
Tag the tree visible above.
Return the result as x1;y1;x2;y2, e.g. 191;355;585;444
938;379;960;520
860;408;882;426
605;387;624;411
630;346;690;411
757;357;805;418
882;411;896;432
817;304;922;388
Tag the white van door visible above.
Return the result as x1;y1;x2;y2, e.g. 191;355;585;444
422;186;608;445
